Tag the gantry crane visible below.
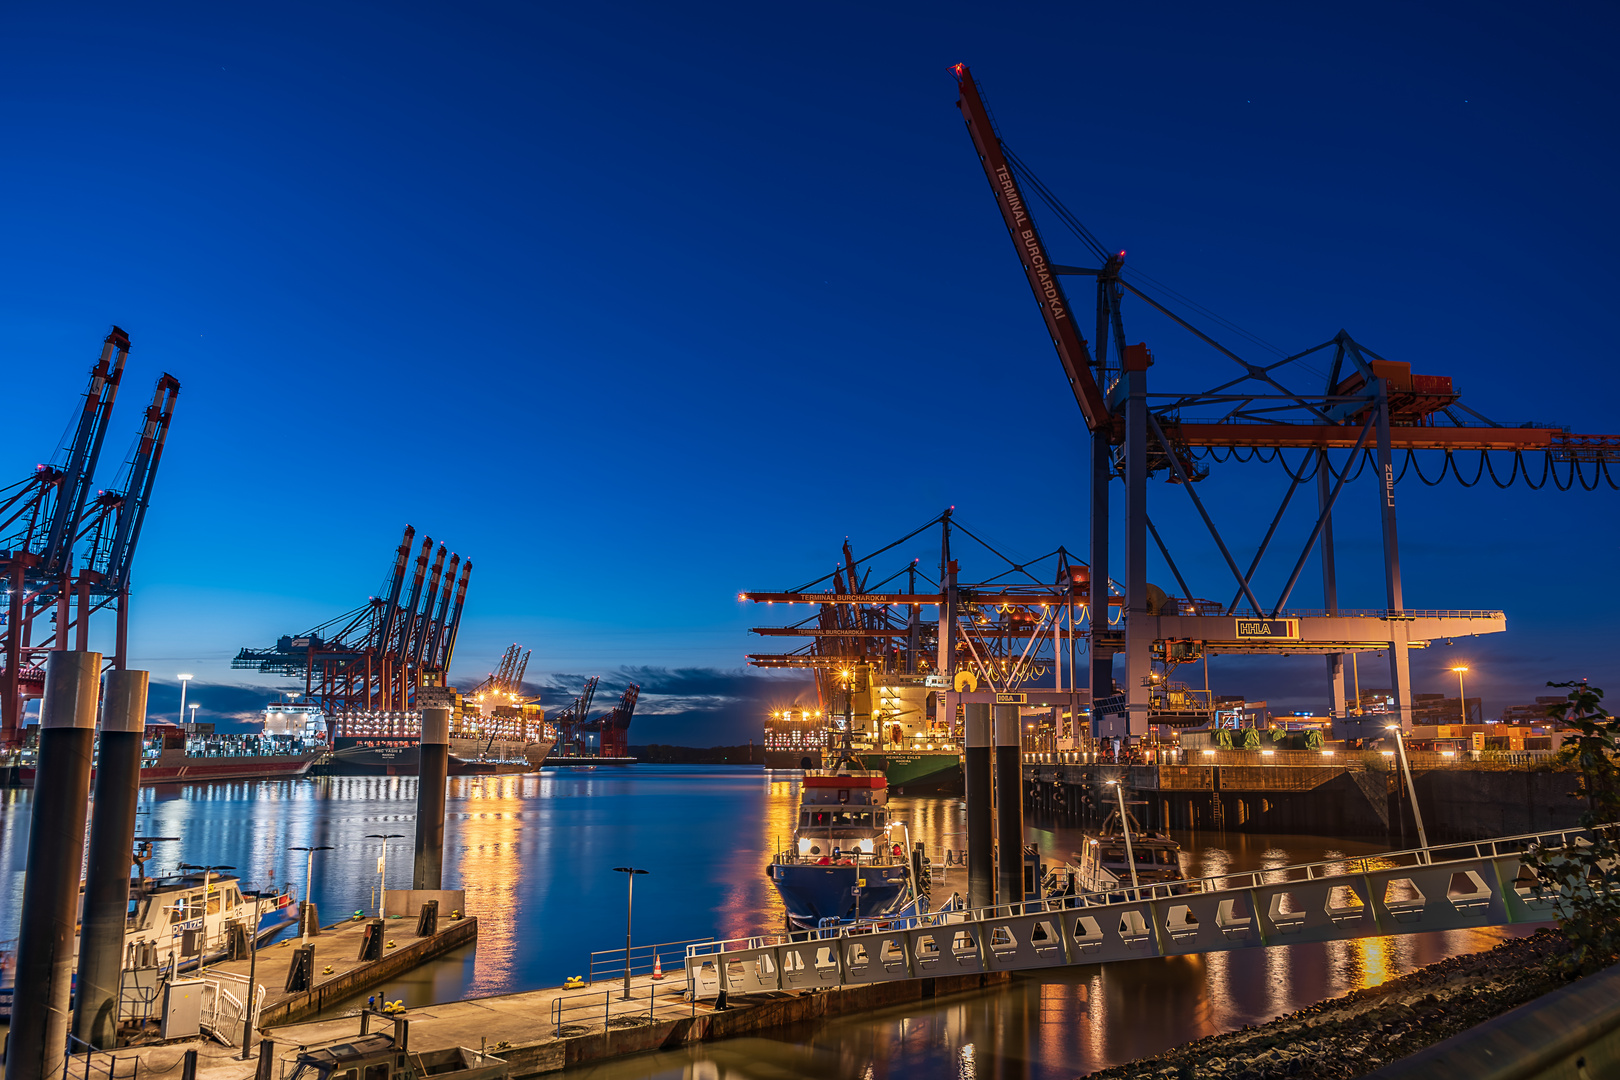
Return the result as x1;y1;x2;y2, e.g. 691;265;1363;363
949;63;1620;735
1;329;180;749
232;525;472;727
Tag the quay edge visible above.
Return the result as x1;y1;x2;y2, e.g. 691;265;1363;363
1021;757;1586;841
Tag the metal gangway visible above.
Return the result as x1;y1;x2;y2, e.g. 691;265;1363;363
686;825;1606;999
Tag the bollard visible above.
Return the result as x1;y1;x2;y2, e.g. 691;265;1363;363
285;945;315;993
994;704;1026;905
255;1040;275;1080
180;1050;197;1080
413;707;449;890
6;651;101;1080
963;701;994;909
74;669;149;1050
358;919;384;961
415;899;438;938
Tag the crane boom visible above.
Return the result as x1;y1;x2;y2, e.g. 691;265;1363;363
952;64;1109;432
410;544;447;666
93;373;180;592
440;558;471;669
41;328;129;577
375;526;415;651
395;536;432;660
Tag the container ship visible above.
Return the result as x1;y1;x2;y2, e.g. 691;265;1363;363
4;720;322;787
764;673;964;794
274;686;556;777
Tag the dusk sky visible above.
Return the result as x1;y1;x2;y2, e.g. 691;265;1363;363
4;2;1616;742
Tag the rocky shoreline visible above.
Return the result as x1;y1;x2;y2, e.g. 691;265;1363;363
1084;928;1597;1079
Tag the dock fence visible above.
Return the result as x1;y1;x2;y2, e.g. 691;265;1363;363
587;936;710;986
65;1035;139;1080
549;983;666;1037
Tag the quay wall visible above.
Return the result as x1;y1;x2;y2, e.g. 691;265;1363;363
259;915;478;1027
1022;762;1585;842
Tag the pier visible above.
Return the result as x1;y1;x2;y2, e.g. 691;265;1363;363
81;960;1007;1080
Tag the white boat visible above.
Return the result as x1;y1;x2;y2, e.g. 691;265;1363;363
0;868;297;1019
1064;809;1186;895
120;868;298;972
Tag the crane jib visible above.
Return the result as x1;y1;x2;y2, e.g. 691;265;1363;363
955;62;1107;430
993;166;1068;322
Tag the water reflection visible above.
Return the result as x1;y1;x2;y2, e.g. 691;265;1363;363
0;768;1534;1077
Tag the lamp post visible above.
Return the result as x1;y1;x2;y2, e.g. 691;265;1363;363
178;673;194;726
1104;781;1139;890
289;845;333;944
1385;725;1429;857
366;833;405;918
189;703;199;728
1451;665;1471;724
177;863;235;977
612;867;649;1001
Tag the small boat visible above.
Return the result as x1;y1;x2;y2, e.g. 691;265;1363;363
1069;809;1186;894
0;864;297;1020
766;715;917;928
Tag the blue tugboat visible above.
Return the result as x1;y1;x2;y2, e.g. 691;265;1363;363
767;717;916;928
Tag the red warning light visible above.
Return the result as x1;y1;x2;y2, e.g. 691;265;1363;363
951;63;966;77
1117;250;1127;262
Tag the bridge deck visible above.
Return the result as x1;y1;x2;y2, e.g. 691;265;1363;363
687;826;1601;999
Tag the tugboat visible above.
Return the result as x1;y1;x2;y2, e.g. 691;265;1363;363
766;707;917;928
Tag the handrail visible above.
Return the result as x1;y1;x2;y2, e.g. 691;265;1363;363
690;822;1617;958
587;936;710;985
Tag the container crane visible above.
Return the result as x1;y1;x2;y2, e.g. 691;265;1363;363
2;329;177;750
232;526;472;722
949;63;1620;735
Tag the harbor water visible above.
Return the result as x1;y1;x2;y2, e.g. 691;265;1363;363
0;766;1530;1076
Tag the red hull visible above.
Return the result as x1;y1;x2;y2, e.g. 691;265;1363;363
12;753;318;787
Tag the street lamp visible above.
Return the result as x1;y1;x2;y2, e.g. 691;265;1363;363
178;673;194;726
1451;666;1471;724
177;863;235;976
612;867;649;1001
1384;725;1430;857
189;703;199;728
289;845;333;944
366;833;405;918
1103;781;1139;890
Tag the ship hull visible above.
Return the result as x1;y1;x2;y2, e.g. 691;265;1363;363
313;736;555;776
856;751;963;795
7;751;319;787
769;862;909;927
764;749;823;770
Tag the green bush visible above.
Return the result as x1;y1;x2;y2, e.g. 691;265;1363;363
1523;681;1620;975
1241;728;1261;750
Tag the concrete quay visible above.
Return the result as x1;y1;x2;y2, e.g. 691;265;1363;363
211;913;478;1027
1023;755;1586;840
88;966;1009;1080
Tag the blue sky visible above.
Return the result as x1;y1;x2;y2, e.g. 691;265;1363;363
4;1;1616;742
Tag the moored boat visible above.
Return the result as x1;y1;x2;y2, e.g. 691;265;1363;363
1070;808;1186;894
766;719;919;928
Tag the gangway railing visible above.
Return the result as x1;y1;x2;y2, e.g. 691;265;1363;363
686;824;1614;1000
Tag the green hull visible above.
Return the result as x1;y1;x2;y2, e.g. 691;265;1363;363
856;751;963;795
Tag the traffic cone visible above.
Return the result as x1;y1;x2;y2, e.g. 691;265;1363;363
652;954;664;980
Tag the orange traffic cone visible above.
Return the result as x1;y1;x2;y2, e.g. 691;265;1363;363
652;954;664;980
